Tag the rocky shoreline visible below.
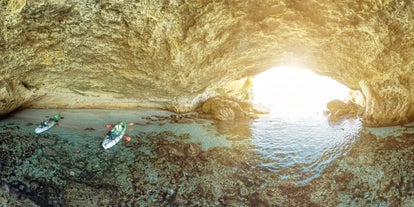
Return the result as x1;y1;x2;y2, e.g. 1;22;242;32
1;113;413;206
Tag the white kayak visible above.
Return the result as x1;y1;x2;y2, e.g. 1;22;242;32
102;121;127;149
35;113;60;134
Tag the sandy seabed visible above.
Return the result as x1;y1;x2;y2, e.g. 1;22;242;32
0;109;413;206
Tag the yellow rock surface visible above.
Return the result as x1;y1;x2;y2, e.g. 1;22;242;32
0;0;413;126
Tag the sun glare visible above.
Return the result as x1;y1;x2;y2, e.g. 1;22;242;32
252;66;350;117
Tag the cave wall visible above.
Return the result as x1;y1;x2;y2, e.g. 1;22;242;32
1;0;413;126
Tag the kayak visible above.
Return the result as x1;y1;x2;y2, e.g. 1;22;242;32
35;113;60;134
102;121;127;149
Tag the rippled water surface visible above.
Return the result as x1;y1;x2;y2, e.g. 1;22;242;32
249;67;363;183
3;108;414;206
250;115;362;184
2;108;362;185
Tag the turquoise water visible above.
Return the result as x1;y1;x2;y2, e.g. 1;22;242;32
4;109;231;150
1;108;362;185
3;109;414;206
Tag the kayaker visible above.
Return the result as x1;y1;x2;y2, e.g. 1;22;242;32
107;123;125;140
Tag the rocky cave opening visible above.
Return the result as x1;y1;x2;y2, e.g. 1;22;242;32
251;66;361;120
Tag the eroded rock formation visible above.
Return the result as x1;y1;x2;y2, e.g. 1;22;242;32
325;99;364;122
1;0;413;126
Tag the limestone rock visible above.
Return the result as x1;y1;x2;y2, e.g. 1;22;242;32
360;77;413;126
325;99;363;122
0;0;413;126
0;78;39;115
198;96;261;120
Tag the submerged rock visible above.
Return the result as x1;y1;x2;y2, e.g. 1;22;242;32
1;116;414;205
184;142;201;157
0;184;38;207
157;144;186;158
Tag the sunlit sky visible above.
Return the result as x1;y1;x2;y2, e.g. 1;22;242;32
252;66;350;117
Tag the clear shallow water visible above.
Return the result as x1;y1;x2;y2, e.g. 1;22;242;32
250;114;362;184
1;108;362;185
5;109;231;150
250;67;363;184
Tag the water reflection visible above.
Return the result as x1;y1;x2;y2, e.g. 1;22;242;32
1;109;412;205
4;108;362;185
248;66;362;183
209;112;362;184
250;115;362;184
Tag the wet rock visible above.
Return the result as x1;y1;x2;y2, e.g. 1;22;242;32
164;187;175;200
168;193;187;206
0;184;38;207
2;114;414;206
184;143;201;157
178;133;190;140
169;114;192;124
64;182;114;206
198;151;210;162
249;191;270;207
199;96;260;120
157;145;185;158
172;117;193;124
240;186;249;197
226;135;245;141
326;99;363;122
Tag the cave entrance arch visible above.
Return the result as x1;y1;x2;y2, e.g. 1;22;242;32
252;66;350;118
250;66;362;184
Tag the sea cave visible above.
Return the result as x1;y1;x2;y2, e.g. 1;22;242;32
0;0;413;206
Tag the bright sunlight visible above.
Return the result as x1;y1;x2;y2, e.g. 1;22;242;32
252;66;350;117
